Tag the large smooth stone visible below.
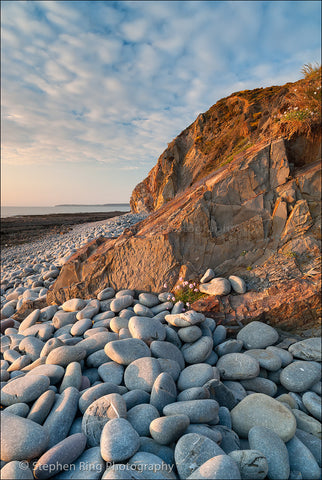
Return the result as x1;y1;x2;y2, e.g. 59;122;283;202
286;435;321;480
175;433;225;479
86;349;111;368
138;293;159;308
181;336;213;364
26;364;65;384
150;414;190;445
296;429;322;467
4;403;30;417
46;345;86;366
177;364;214;391
124;357;162;392
0;461;34;479
157;358;181;382
1;412;49;461
27;389;56;424
266;346;293;367
76;299;100;320
292;409;322;438
248;426;290;480
215;339;243;357
199;278;231;296
1;374;50;406
229;450;268;480
110;295;133;313
79;383;120;414
98;362;124;385
43;386;80;448
97;287;115;301
100;418;140;462
127;452;175;480
237;321;279;349
177;386;210;401
165;310;205;328
78;332;117;356
228;275;246;294
150;341;185;370
302;392;322;421
178;325;202;343
82;393;127;447
70;318;92;336
280;361;321;392
216;353;260;380
54;446;105;479
289;338;322;361
245;349;282;371
133;304;154;317
52;311;78;329
187;455;241;479
231;393;296;442
19;336;45;361
150;372;177;412
240;377;277;397
61;298;87;312
60;362;82;392
128;316;166;344
163;399;219;423
200;268;215;283
139;437;175;465
33;433;87;479
122;389;151;410
127;404;160;436
104;338;151;365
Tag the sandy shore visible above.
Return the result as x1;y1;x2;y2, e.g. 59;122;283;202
1;211;130;248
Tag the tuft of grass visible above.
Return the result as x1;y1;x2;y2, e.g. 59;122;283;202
171;278;206;309
301;62;321;79
274;64;321;139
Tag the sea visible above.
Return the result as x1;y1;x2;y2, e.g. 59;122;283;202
1;204;131;218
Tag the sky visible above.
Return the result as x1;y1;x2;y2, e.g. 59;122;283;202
1;1;321;206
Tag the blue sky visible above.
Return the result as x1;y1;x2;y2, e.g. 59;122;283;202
1;0;321;206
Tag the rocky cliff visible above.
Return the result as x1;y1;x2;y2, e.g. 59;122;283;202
48;69;321;332
130;71;321;213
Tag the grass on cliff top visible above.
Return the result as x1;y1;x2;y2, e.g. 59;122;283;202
272;64;321;139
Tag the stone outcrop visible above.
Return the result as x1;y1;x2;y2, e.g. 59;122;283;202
47;71;321;333
48;139;321;335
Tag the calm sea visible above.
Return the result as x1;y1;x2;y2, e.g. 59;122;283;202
1;204;131;218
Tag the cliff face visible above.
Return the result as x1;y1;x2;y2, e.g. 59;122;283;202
48;70;321;332
130;72;321;213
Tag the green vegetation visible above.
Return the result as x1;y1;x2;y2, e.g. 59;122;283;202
219;138;253;168
169;278;206;308
274;64;321;139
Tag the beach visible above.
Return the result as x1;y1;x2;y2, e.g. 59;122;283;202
1;210;131;248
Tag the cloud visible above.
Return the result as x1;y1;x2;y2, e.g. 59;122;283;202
1;1;321;205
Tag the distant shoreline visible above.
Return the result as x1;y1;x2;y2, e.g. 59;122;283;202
54;203;130;207
1;210;130;247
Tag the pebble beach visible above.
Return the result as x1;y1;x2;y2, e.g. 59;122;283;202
1;213;321;480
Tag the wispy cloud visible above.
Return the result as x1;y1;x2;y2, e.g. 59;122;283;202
1;0;321;205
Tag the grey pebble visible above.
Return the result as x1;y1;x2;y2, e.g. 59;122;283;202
127;403;160;436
